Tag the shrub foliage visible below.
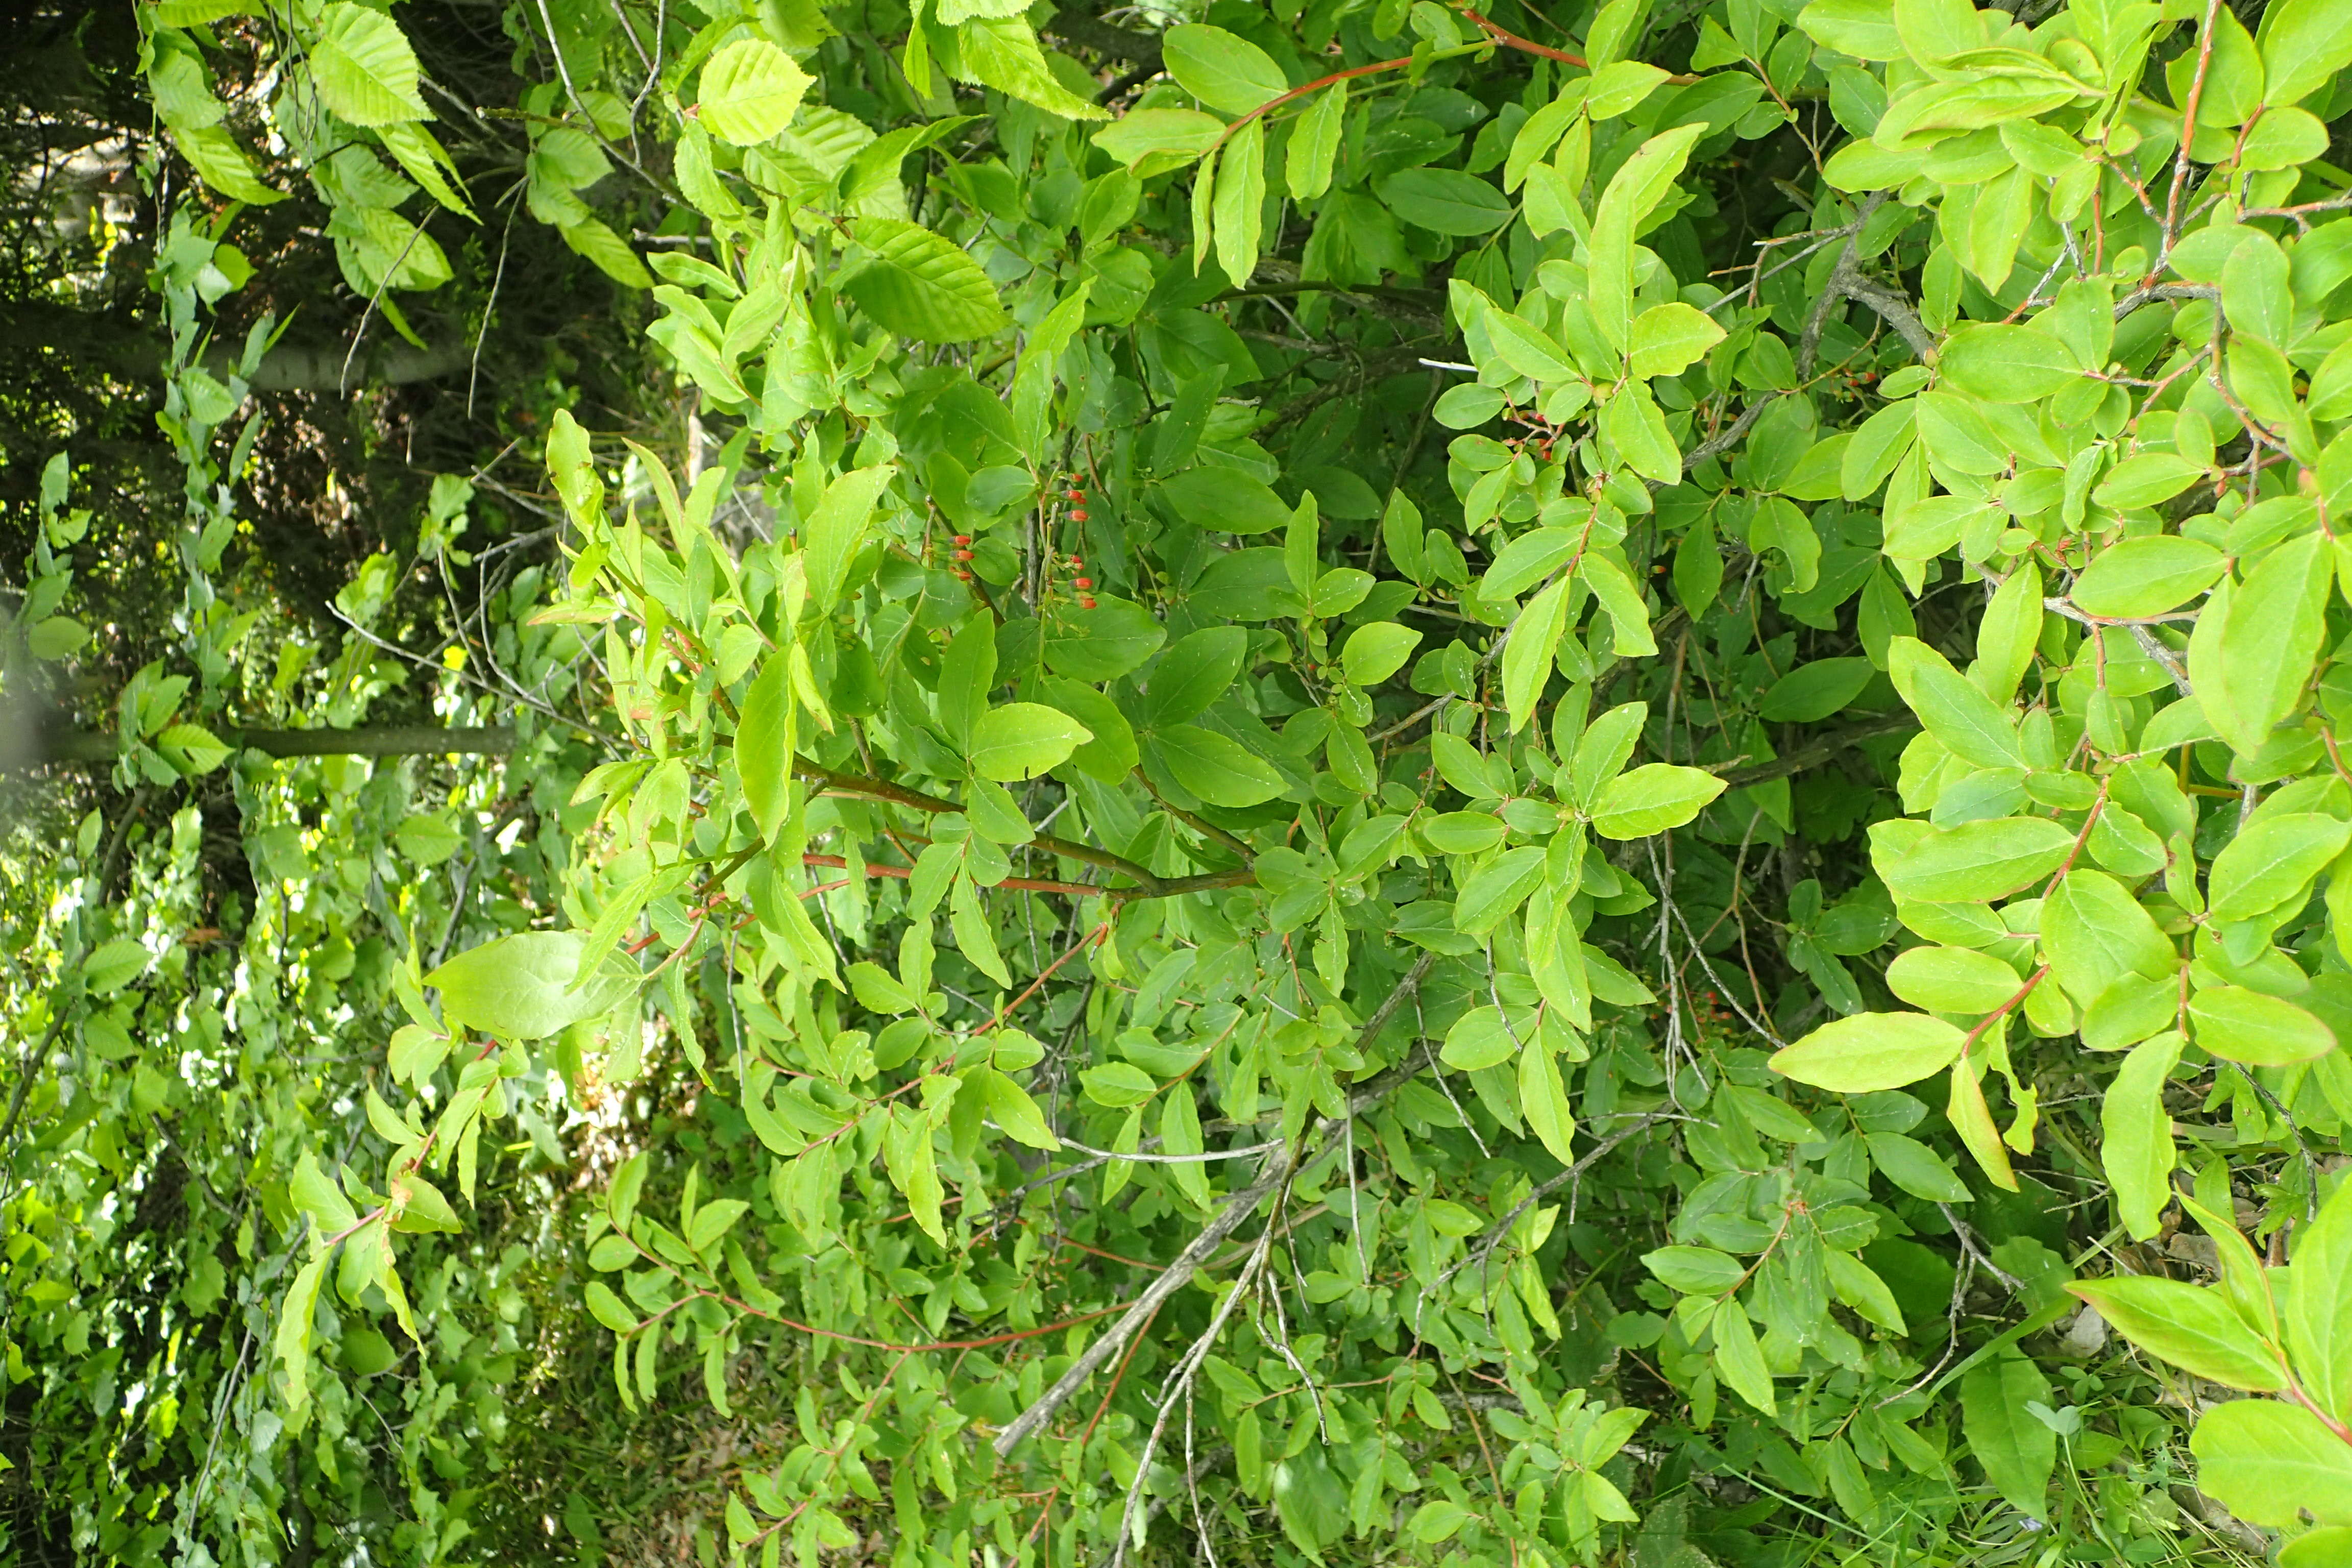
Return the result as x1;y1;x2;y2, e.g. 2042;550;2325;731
12;0;2352;1561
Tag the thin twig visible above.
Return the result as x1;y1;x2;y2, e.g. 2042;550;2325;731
991;953;1437;1456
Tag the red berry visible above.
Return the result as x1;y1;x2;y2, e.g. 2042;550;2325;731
952;534;970;545
1065;488;1085;501
1070;508;1088;522
1073;576;1092;589
1080;596;1096;609
955;569;972;580
1068;556;1083;568
954;548;973;561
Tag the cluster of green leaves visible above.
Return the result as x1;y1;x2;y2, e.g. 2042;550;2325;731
21;0;2352;1561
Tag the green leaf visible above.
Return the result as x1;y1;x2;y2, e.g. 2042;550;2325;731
1759;658;1876;722
937;615;999;751
2260;0;2352;107
1341;622;1420;687
1877;817;2076;902
846;961;916;1014
1961;1355;2055;1518
291;1150;360;1233
1722;1084;1822;1143
2281;1529;2352;1568
1150;724;1285;807
1587;59;1669;118
1377;168;1514;235
156;722;231;775
2207;812;2351;923
1159;467;1293;533
697;38;814;144
310;2;429;127
2190;1399;2352;1527
1599;382;1681;484
2069;536;2226;619
1423;813;1508;856
1145;627;1247;727
2192;531;2330;756
1454;846;1547;936
1588;764;1725;839
1643;1245;1744;1292
687;1199;750;1254
1883;946;2022;1014
378;120;475;218
1711;1297;1776;1413
1407;1500;1472;1544
1482;527;1578;601
1799;0;1905;59
1588;124;1706;349
1093;107;1224;171
843;219;1008;342
2289;1177;2352;1423
1571;701;1647;805
2107;1034;2192;1241
1163;23;1288;114
956;18;1110;120
1519;1038;1576;1165
2188;985;2337;1065
969;703;1092;781
28;616;88;659
427;930;627;1041
737;657;796;844
1272;1452;1349;1556
1082;1062;1157;1108
2071;1275;2286;1390
2242;105;2331;169
2092;453;2206;511
1502;577;1569;734
2041;868;2175;1007
170;122;283;204
1482;307;1578;383
1045;597;1166;680
1212;117;1266;285
1826;1251;1907;1333
1866;1131;1971;1201
983;1069;1061;1150
1581;553;1659;654
1439;1005;1516;1069
1288;81;1345;200
274;1255;330;1418
1037;676;1137;782
802;463;895;614
1284;492;1319;596
1769;1012;1966;1093
393;813;462;866
560;218;653;291
1886;636;2024;769
84;937;152;995
1628;302;1727;379
949;875;1011;989
1935;323;2080;403
1970;560;2042;702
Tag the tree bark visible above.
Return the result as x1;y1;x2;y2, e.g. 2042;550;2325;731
27;726;518;765
4;298;469;391
1046;7;1163;67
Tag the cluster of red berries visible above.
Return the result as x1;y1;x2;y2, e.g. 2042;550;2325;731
949;533;973;580
1062;479;1096;608
1503;410;1564;463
